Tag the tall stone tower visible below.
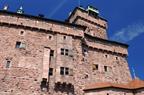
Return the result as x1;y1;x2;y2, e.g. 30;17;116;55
67;6;108;39
67;5;132;82
0;6;133;95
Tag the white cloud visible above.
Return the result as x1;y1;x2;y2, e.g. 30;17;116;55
49;0;67;17
110;22;144;43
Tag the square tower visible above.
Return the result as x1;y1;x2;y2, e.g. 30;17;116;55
67;6;108;39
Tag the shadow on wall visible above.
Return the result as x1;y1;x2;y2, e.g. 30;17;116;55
54;82;75;94
40;78;48;92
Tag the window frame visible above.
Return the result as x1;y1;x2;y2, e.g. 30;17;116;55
60;67;70;75
60;48;69;56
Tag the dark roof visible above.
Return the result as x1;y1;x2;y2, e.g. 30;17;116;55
67;7;107;22
85;34;129;47
0;10;86;30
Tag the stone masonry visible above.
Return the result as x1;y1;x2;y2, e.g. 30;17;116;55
0;6;133;95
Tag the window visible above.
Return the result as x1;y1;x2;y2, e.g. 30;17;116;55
65;68;69;75
116;57;118;60
16;42;21;48
63;36;66;40
50;50;54;57
83;49;87;53
61;48;65;55
5;60;11;68
60;67;65;75
83;48;88;56
49;68;53;76
20;31;24;35
105;55;108;58
60;67;69;75
49;36;52;40
93;64;98;70
104;66;108;72
15;41;26;49
61;48;69;56
65;49;69;56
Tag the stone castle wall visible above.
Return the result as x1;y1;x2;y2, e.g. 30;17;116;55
0;9;132;95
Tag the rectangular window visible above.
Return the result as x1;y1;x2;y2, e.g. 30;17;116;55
60;67;69;75
50;50;54;57
93;64;98;70
60;67;65;75
6;60;11;68
65;68;69;75
60;48;69;56
61;48;64;55
104;66;108;72
63;36;66;40
15;41;26;49
65;49;69;56
49;68;53;76
16;41;21;48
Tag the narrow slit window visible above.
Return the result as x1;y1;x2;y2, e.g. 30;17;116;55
116;57;118;60
20;31;24;35
63;36;66;40
105;55;108;58
104;66;108;72
49;35;52;40
50;50;54;57
6;60;11;68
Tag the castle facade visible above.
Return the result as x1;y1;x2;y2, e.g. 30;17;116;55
0;6;144;95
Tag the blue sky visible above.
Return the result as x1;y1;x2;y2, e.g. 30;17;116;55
0;0;144;79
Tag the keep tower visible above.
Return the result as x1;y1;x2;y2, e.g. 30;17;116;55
67;6;108;39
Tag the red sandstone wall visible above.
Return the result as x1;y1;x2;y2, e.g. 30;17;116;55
0;11;132;95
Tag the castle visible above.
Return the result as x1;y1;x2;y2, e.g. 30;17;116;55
0;5;144;95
